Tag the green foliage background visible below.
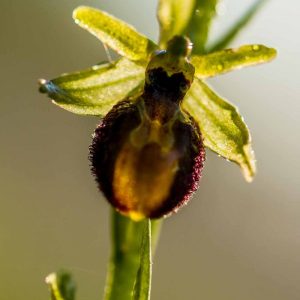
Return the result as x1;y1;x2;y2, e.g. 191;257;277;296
0;1;299;300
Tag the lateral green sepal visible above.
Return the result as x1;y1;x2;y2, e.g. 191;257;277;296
183;79;256;181
39;58;145;116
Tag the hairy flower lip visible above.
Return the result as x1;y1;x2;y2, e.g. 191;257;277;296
88;37;206;220
89;99;205;220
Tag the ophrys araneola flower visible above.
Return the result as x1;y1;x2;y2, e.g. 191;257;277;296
39;6;276;220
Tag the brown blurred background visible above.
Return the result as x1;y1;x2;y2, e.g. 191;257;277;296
0;0;299;299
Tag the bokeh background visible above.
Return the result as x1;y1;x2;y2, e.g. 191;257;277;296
1;0;299;299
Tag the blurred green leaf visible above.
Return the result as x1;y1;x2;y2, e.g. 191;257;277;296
133;220;152;300
46;271;76;300
39;58;145;116
183;79;256;181
73;6;158;62
186;0;218;54
209;0;267;52
104;210;147;300
191;44;277;79
157;0;196;49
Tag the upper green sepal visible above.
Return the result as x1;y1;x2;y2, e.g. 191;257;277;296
39;58;145;116
157;0;218;54
157;0;195;49
184;0;218;54
183;79;256;182
73;6;158;63
46;271;76;300
191;44;277;79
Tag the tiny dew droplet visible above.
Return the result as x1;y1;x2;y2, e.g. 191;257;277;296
252;45;260;51
216;2;226;16
188;41;193;51
217;64;223;71
195;9;204;17
38;78;47;85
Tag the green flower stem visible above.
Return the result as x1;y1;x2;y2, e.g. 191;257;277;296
151;219;163;256
104;210;162;300
133;219;152;300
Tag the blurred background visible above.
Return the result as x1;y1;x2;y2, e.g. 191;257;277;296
0;0;299;299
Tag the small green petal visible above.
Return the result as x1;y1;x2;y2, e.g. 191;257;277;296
46;271;76;300
183;79;256;182
39;58;145;116
73;6;158;62
191;44;277;79
209;0;268;52
157;0;196;49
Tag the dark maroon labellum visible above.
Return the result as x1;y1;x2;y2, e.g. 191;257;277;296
89;37;205;220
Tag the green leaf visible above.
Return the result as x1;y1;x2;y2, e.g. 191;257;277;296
157;0;196;49
39;58;145;116
104;210;148;300
209;0;268;52
46;271;76;300
183;79;256;181
133;220;152;300
186;0;218;54
191;44;277;79
73;6;158;62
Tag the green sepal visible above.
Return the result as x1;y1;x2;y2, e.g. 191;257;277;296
46;271;76;300
191;44;277;79
133;220;152;300
39;58;145;116
209;0;268;52
183;79;256;182
73;6;158;62
157;0;196;49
